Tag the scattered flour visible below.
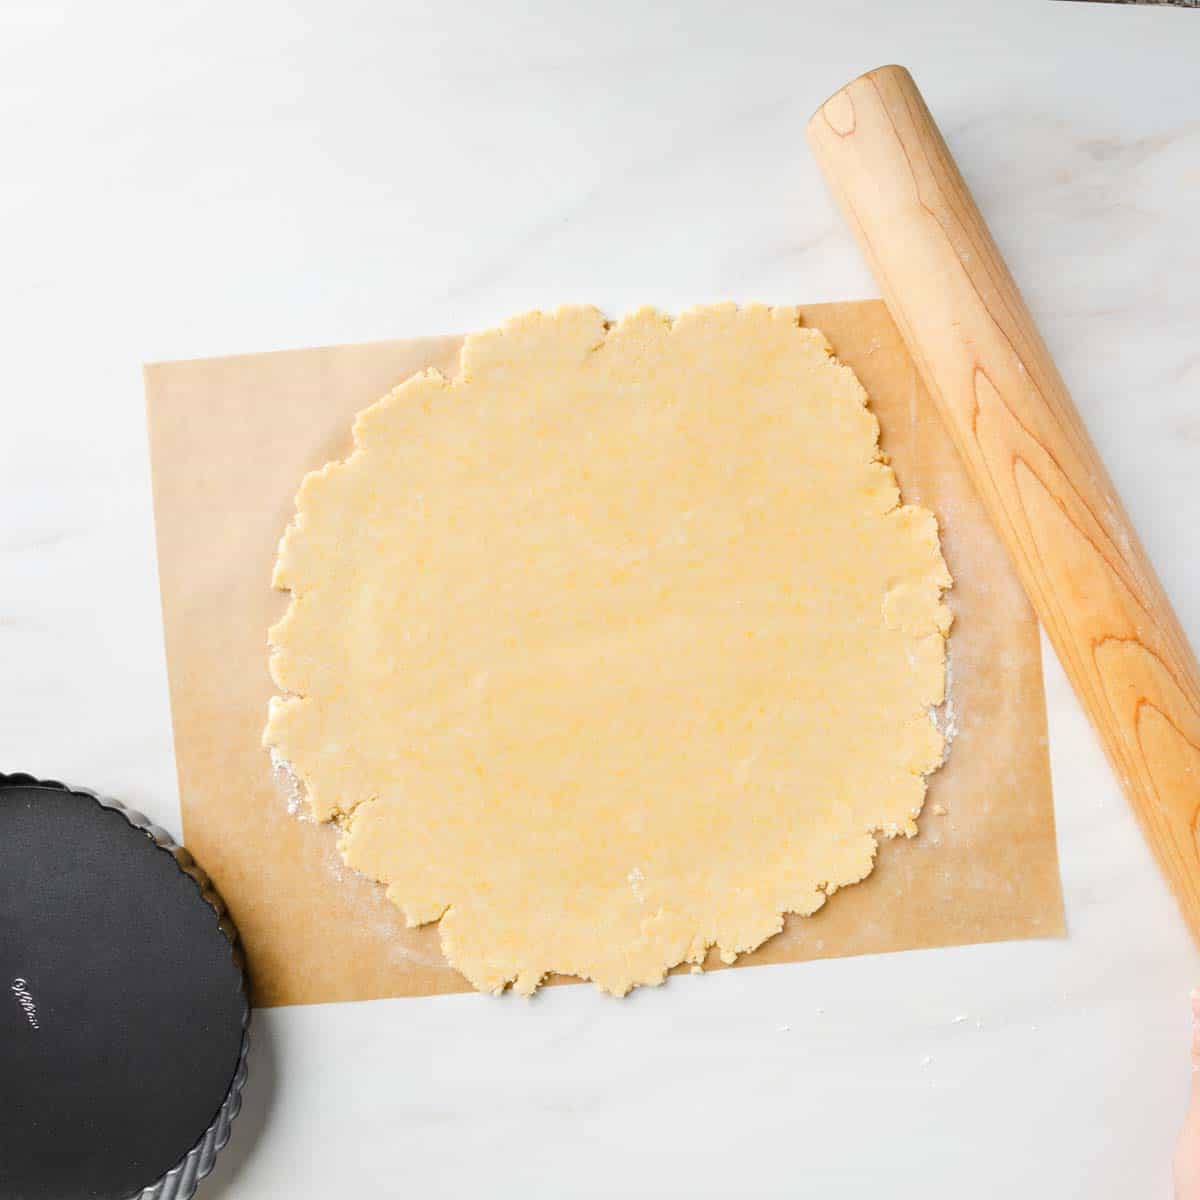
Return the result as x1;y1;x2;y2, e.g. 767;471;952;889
932;641;959;760
270;748;309;819
272;747;440;970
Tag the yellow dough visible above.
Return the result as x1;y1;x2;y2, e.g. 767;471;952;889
264;304;952;996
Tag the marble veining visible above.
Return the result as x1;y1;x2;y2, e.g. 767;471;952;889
1;1;1198;1196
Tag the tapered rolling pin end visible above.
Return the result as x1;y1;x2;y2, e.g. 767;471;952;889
809;63;912;129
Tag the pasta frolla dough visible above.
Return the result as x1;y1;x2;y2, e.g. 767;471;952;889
264;305;953;996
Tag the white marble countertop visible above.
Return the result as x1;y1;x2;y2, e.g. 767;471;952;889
3;1;1200;1195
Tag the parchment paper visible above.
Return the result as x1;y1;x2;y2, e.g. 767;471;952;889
145;301;1065;1007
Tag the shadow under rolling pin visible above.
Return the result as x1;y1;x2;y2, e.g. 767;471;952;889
808;64;1200;943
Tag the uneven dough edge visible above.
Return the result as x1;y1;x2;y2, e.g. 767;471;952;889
263;303;953;997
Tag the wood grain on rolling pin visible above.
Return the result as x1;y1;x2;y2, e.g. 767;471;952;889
808;65;1200;939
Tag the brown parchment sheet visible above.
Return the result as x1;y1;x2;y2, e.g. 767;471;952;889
144;301;1065;1007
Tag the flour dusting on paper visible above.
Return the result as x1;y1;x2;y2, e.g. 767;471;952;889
270;747;309;819
933;641;959;759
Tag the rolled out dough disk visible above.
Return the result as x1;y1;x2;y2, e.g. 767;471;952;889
263;304;952;996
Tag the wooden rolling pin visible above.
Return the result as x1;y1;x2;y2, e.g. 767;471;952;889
808;65;1200;942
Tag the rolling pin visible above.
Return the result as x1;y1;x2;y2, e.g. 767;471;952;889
808;65;1200;943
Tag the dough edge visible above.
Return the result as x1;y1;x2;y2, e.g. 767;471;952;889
263;303;954;997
